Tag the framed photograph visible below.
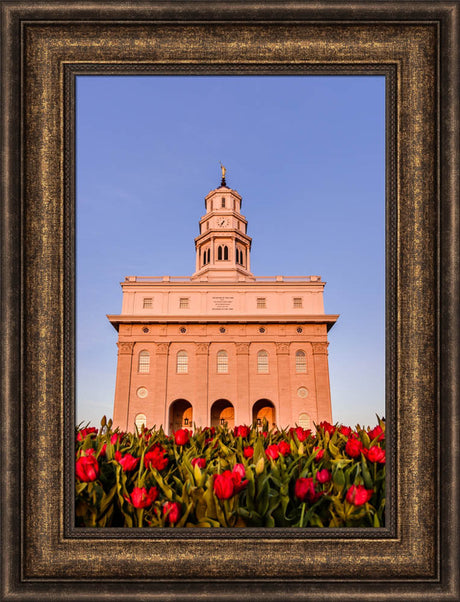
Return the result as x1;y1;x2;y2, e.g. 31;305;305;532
1;2;458;600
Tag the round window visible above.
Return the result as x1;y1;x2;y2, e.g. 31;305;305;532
297;327;303;333
259;327;266;333
142;327;150;333
297;387;309;399
219;327;226;333
137;387;148;399
179;327;187;334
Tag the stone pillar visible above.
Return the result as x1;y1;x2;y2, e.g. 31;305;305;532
311;342;333;424
113;341;134;432
154;342;170;430
235;342;250;425
194;342;210;426
275;342;291;428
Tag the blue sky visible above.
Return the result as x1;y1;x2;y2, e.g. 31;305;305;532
76;75;385;429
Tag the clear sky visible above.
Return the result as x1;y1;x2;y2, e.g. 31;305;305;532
76;75;385;430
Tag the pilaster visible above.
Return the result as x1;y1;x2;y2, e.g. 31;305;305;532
312;342;333;423
275;342;291;428
113;341;134;431
235;342;250;425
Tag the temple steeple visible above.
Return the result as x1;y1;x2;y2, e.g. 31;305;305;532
191;168;254;281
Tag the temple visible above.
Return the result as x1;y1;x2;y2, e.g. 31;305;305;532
107;169;338;433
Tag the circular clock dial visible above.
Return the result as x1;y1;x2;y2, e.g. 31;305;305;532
218;218;228;227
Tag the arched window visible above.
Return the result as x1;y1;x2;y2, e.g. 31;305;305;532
235;248;239;263
239;249;243;265
217;350;228;373
135;413;146;432
176;350;188;374
296;350;307;373
221;197;226;208
224;246;228;260
138;350;150;373
218;246;222;260
257;350;269;373
207;248;210;263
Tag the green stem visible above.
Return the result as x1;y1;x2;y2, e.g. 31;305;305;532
299;502;306;527
136;508;144;527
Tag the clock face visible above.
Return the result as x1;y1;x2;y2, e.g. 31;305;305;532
217;217;228;227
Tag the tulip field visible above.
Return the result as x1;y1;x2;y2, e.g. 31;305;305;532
76;418;385;528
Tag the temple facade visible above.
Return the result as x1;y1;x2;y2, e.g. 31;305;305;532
108;171;338;433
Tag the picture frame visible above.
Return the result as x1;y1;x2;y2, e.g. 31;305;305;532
1;1;458;600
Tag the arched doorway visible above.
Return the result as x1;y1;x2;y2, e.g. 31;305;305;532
252;399;276;429
210;399;235;429
169;399;193;433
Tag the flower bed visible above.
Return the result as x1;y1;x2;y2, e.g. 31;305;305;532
75;418;385;528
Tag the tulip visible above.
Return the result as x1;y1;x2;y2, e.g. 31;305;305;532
191;457;206;469
345;438;362;458
115;450;140;472
278;440;291;456
346;484;373;506
313;447;324;461
265;444;279;460
163;501;181;525
76;454;100;482
294;477;321;503
363;446;385;464
316;468;331;483
318;421;336;435
174;429;190;446
243;446;254;459
368;425;385;441
126;486;158;508
213;471;234;499
144;446;169;471
340;425;352;437
231;464;248;493
77;427;98;442
234;425;250;438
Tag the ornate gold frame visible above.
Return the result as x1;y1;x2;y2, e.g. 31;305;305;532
1;2;458;600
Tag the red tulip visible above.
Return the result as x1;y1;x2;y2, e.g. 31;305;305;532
363;446;385;464
316;468;331;483
318;421;336;435
163;501;181;524
126;486;158;508
76;454;100;482
115;450;140;472
191;457;206;469
265;444;279;460
346;484;373;506
144;446;169;471
243;446;254;459
213;471;234;499
313;447;324;462
345;438;363;458
234;425;250;438
340;425;352;437
174;429;190;446
294;477;321;503
368;425;385;442
278;440;291;456
77;427;98;442
290;426;311;442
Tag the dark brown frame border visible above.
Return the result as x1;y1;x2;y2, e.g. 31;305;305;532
1;2;458;600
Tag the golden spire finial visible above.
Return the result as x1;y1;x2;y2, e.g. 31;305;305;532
219;162;227;186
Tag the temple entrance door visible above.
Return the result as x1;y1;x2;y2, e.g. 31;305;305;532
252;399;276;429
210;399;235;429
169;399;193;433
